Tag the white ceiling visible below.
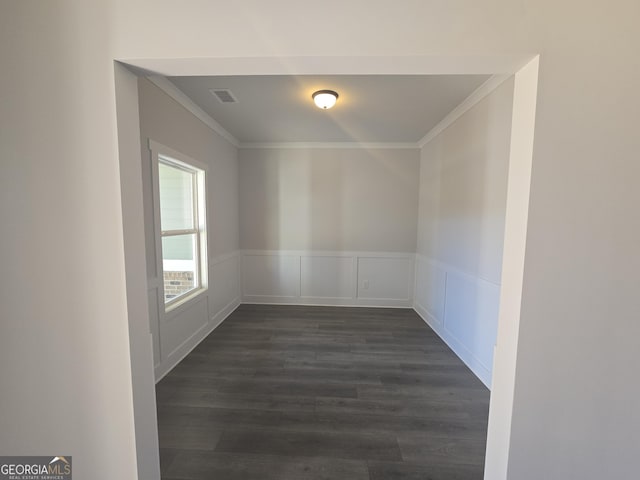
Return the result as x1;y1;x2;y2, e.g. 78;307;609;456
167;74;491;144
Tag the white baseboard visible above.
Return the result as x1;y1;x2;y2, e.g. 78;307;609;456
154;297;240;382
153;249;495;389
242;296;413;308
211;296;242;328
241;250;415;308
153;294;490;387
414;301;491;387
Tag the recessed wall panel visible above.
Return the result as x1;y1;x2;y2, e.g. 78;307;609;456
357;257;413;300
211;255;240;314
300;256;353;299
443;271;500;370
415;256;446;324
242;254;300;298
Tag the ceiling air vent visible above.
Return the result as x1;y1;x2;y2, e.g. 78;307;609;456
209;89;238;104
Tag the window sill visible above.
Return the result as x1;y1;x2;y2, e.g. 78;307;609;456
164;287;208;316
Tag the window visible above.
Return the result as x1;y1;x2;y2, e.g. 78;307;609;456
151;141;207;307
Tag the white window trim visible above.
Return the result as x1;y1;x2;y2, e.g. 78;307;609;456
149;139;208;312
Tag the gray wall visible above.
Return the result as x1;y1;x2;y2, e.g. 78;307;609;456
239;147;420;252
137;77;241;379
138;77;239;262
0;3;139;479
417;78;514;282
414;78;515;386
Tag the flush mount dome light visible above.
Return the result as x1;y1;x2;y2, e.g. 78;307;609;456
312;90;339;109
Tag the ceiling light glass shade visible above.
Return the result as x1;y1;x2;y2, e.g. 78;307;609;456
312;90;339;109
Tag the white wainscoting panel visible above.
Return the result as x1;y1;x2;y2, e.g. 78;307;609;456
161;294;209;365
444;271;500;373
147;286;161;369
357;256;414;301
300;255;354;299
414;257;447;325
414;255;500;387
242;254;300;298
242;251;414;307
151;251;241;382
210;253;241;316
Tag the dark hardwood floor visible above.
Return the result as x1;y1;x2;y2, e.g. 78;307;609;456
156;304;490;480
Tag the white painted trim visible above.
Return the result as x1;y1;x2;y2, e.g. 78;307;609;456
300;254;355;301
150;251;240;287
210;249;241;265
415;253;501;287
211;296;242;327
154;297;241;382
162;288;208;322
413;302;491;387
413;254;502;387
148;72;511;151
163;296;209;363
417;74;512;148
115;64;161;480
484;57;540;480
300;294;354;301
414;256;446;327
242;294;300;301
122;54;541;480
243;298;413;308
149;250;241;379
155;318;208;383
124;54;532;78
148;139;209;171
149;139;210;316
147;75;240;147
149;146;165;359
242;249;415;259
241;250;415;308
350;256;359;300
240;142;419;150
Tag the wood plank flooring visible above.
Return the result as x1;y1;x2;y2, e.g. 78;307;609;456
156;304;490;480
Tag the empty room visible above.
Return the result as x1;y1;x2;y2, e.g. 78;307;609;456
4;3;638;480
136;71;515;479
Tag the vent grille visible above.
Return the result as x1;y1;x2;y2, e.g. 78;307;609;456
209;89;238;103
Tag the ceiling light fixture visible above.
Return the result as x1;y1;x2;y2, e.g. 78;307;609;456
312;90;339;109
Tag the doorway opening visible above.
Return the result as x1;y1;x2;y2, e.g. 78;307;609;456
114;55;539;479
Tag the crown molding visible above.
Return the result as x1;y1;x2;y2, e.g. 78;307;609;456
146;75;240;148
147;73;512;152
417;74;512;148
239;142;419;150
